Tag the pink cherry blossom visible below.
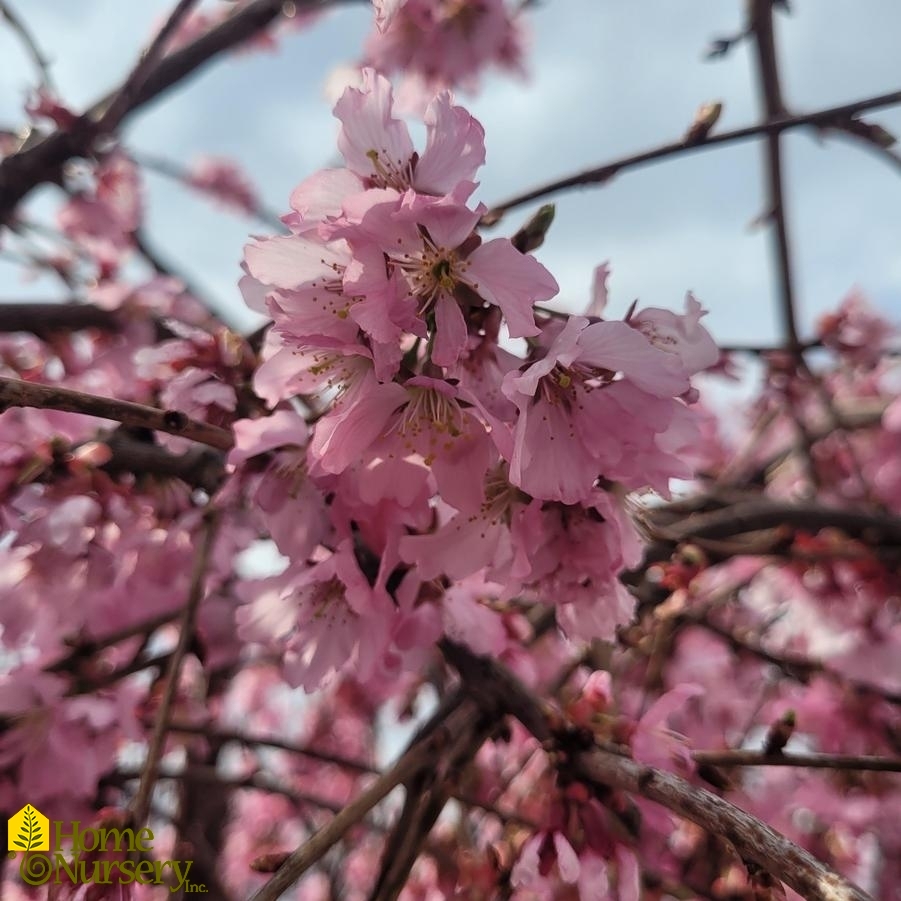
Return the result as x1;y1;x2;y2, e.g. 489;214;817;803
363;0;527;102
334;68;485;195
185;156;259;216
502;315;695;503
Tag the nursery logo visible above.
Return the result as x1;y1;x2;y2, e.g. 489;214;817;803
8;805;49;852
7;806;205;893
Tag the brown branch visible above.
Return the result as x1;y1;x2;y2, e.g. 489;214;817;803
0;0;355;220
0;375;235;450
480;88;901;225
113;764;346;815
97;0;202;134
575;751;872;901
691;750;901;772
129;508;219;827
370;777;447;901
748;0;799;356
828;119;901;175
700;618;901;706
0;301;121;335
369;706;497;901
164;719;377;775
152;723;535;828
649;498;901;547
443;641;873;901
719;338;822;355
0;0;54;91
100;431;227;492
68;651;173;696
131;228;227;322
248;702;475;901
46;608;182;675
743;3;882;507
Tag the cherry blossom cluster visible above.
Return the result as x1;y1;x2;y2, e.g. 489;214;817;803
367;0;527;106
235;68;718;692
1;2;899;899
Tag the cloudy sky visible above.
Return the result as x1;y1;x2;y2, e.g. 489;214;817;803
1;0;899;351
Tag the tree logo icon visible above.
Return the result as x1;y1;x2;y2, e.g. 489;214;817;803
7;805;49;853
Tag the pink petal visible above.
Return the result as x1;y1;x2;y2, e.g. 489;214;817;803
334;69;414;182
553;833;581;884
415;93;486;195
245;235;346;290
432;293;468;367
577;320;689;397
465;239;557;337
230;410;309;467
311;379;407;473
586;262;610;317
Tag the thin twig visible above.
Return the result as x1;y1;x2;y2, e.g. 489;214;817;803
0;0;360;220
248;703;474;901
129;509;219;827
648;498;901;548
701;618;901;706
748;0;800;355
0;375;235;450
0;301;121;335
94;0;202;134
719;338;822;355
164;720;377;774
46;608;183;674
690;750;901;772
481;88;901;224
0;0;54;91
133;148;285;230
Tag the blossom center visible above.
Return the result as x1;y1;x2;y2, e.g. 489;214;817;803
394;387;464;443
538;364;587;408
393;231;470;316
478;465;524;523
310;577;349;621
365;148;415;191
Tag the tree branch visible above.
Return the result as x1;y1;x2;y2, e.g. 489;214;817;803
100;430;227;492
248;702;475;901
444;640;873;901
96;0;202;135
133;148;285;230
0;301;122;335
46;608;182;675
0;0;54;91
0;0;355;220
699;618;901;706
748;0;799;355
164;719;377;775
129;508;219;827
480;88;901;225
0;375;235;450
575;751;872;901
648;498;901;548
690;750;901;772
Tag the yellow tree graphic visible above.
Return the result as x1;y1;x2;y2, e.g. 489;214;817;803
7;805;49;852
